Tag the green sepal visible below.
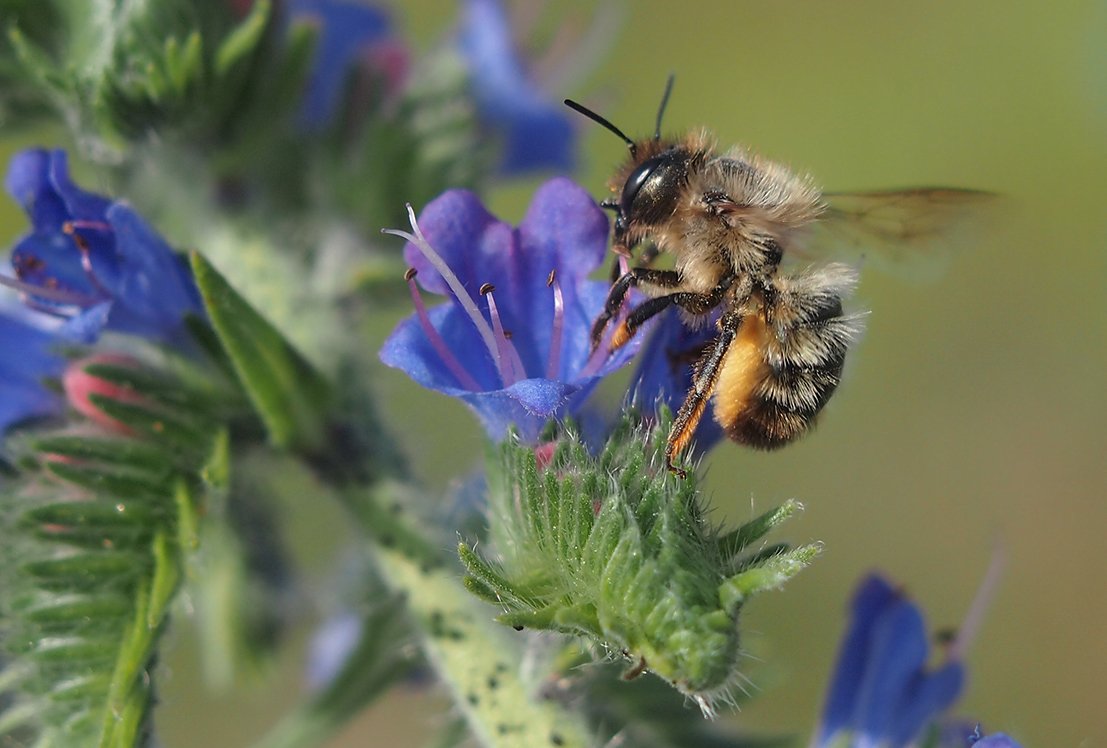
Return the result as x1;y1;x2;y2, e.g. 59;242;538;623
23;500;161;550
457;542;534;610
42;460;174;505
718;543;823;613
80;361;230;415
30;435;176;474
190;251;332;452
716;499;803;562
20;551;149;593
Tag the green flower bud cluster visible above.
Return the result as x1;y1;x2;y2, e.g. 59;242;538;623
460;415;820;715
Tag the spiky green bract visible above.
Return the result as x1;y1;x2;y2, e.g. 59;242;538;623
0;356;236;746
4;0;276;145
459;416;821;713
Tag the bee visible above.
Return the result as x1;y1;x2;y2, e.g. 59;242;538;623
566;78;989;477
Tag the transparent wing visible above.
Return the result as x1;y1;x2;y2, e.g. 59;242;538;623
790;188;996;279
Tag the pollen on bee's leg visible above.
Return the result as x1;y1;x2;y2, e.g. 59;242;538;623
480;283;526;386
666;397;707;478
610;320;632;350
404;268;480;391
546;269;564;378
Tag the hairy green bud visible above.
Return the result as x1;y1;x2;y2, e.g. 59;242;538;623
459;415;820;715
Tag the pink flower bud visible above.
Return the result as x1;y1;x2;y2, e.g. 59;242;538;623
62;354;149;434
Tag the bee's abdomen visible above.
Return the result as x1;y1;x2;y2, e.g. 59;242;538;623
714;267;861;449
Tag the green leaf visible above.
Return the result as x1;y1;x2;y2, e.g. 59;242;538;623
190;251;331;451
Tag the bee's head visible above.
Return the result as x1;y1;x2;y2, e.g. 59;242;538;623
565;75;686;250
613;147;694;242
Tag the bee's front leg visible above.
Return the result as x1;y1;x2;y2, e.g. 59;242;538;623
590;267;683;350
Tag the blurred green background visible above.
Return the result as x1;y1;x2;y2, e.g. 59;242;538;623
4;1;1104;746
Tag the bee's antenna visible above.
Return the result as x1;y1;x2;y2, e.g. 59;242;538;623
564;99;638;157
654;74;675;141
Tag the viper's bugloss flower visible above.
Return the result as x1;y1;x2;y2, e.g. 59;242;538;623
380;178;640;441
3;149;203;346
0;310;66;433
288;0;408;129
813;574;966;748
457;0;576;175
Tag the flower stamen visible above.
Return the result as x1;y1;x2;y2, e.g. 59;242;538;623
383;205;505;382
404;268;481;391
62;220;113;297
0;273;100;310
546;269;563;378
480;283;526;386
949;545;1006;661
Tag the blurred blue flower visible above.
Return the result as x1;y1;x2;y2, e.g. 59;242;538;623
971;734;1023;748
813;573;966;748
305;610;363;691
0;310;67;433
379;177;640;442
287;0;407;129
457;0;576;175
3;149;203;346
629;307;724;456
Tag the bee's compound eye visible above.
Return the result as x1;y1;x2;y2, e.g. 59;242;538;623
621;159;657;210
620;150;689;226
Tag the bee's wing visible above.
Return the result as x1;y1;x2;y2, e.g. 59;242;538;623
791;188;996;279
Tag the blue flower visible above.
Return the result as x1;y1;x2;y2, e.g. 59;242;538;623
813;574;966;748
287;0;406;129
457;0;576;175
379;177;640;442
0;309;67;433
3;149;203;346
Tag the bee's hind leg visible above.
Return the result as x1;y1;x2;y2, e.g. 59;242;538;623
665;308;743;477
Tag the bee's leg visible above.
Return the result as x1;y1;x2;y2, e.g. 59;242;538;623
607;241;661;282
665;309;743;477
610;274;736;350
591;268;683;350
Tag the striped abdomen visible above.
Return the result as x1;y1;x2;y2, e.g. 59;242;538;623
713;266;862;448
